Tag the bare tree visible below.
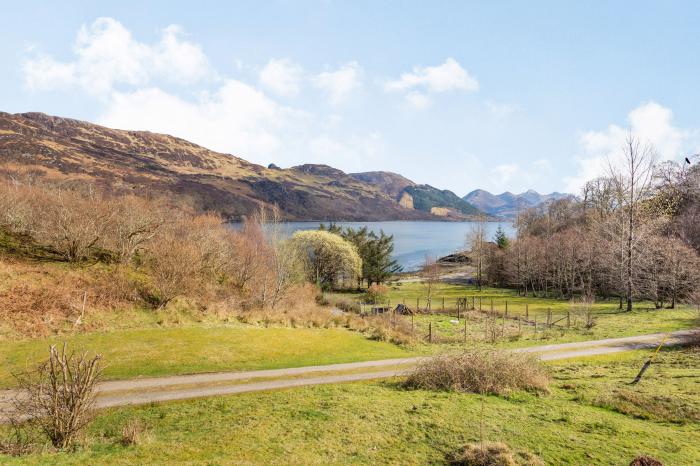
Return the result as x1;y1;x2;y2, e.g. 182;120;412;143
467;215;487;291
608;135;656;311
14;344;102;449
421;255;441;311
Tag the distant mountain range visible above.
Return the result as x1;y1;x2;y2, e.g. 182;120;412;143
463;189;571;219
0;111;494;221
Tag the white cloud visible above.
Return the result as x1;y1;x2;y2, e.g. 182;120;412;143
259;58;304;97
564;101;697;193
313;62;363;104
385;58;478;94
23;17;211;95
492;163;519;184
404;91;432;110
99;80;296;159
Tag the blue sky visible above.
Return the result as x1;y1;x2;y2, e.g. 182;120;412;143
2;1;699;195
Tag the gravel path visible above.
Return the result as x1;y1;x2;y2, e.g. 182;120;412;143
0;329;695;420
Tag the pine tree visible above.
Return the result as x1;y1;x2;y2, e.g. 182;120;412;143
494;225;509;249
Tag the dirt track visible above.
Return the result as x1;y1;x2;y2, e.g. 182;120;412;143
0;329;695;420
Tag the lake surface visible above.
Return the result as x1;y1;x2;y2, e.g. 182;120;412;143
270;221;515;271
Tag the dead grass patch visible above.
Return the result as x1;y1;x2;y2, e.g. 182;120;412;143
590;386;699;424
404;349;550;395
449;442;544;466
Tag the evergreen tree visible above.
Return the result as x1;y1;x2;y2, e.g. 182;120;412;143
319;225;401;287
494;225;509;249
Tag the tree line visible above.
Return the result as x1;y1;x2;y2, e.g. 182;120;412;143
469;137;700;310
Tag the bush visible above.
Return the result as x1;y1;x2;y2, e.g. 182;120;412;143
13;344;102;449
335;299;360;313
404;349;549;395
366;284;389;304
449;442;544;466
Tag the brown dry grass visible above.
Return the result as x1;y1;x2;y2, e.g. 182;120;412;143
449;442;544;466
119;418;151;446
404;349;550;395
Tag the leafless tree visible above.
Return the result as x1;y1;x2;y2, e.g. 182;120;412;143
14;344;102;449
608;135;656;311
467;215;487;291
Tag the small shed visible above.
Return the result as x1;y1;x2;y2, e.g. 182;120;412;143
394;303;414;315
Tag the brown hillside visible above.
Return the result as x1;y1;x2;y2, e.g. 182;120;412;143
0;112;436;221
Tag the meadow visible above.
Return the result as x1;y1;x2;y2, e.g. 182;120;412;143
2;347;697;465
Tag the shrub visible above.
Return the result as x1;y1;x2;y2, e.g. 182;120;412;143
449;442;544;466
14;344;102;449
366;284;388;304
403;349;549;395
629;456;663;466
335;299;360;313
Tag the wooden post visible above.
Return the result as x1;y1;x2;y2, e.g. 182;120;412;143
417;297;420;311
428;322;432;343
501;314;505;335
442;297;445;311
567;311;571;328
505;301;508;317
472;296;475;310
518;316;522;332
490;297;494;313
411;314;414;333
464;318;467;343
534;316;537;334
525;304;529;321
479;297;482;311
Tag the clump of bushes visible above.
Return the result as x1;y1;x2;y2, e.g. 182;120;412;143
449;442;544;466
403;349;550;395
365;283;389;304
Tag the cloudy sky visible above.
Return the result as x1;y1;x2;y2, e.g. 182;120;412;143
2;1;699;195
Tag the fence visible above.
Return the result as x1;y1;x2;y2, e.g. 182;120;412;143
359;295;595;344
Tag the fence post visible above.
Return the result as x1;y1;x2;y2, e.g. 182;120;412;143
490;297;494;313
501;314;505;336
428;322;432;343
518;316;521;332
479;297;482;311
505;301;508;317
464;318;467;343
411;313;414;333
525;303;529;321
442;297;445;311
472;296;475;310
417;297;420;311
534;316;537;334
567;311;571;328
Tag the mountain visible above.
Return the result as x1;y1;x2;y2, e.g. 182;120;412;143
349;171;415;199
0;111;487;221
402;185;483;218
463;189;571;219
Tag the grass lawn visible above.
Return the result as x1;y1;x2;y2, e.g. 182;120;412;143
3;347;698;465
0;326;412;389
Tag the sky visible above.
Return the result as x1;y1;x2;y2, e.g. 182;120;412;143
2;1;700;196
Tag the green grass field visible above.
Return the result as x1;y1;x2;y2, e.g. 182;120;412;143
0;326;412;388
3;347;698;465
1;281;696;388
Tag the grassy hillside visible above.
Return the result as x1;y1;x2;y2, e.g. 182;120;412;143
0;112;435;221
403;185;484;218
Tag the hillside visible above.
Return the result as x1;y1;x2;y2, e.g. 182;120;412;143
349;171;415;199
464;189;571;219
402;185;484;218
0;112;445;221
